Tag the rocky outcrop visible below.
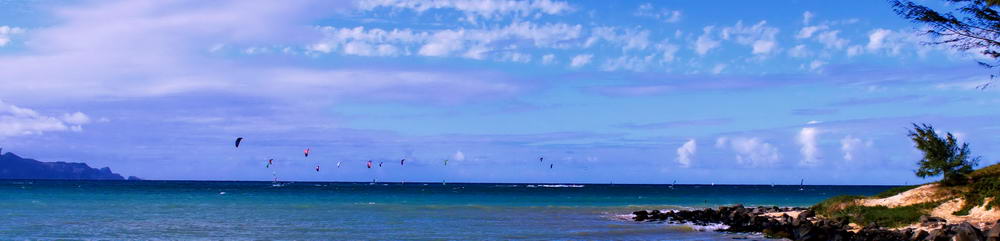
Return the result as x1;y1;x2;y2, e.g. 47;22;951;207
0;152;125;180
633;205;1000;241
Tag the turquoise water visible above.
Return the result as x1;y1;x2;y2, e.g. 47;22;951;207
0;180;892;240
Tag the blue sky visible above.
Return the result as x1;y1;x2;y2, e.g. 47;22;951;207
1;0;998;185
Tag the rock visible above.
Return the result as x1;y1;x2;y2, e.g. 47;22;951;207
987;222;1000;241
920;215;947;226
865;221;880;230
632;210;648;221
797;209;815;220
911;229;929;241
926;228;953;241
954;222;984;241
794;221;820;241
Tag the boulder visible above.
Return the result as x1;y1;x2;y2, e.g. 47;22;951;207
954;222;984;241
797;209;815;220
632;210;648;221
910;229;929;241
987;222;1000;241
920;215;947;226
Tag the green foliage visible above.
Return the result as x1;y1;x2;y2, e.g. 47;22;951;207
892;0;1000;87
909;123;980;186
829;202;942;228
812;195;864;215
875;185;919;198
955;169;1000;215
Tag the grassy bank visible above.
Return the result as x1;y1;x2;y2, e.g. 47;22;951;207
812;163;1000;228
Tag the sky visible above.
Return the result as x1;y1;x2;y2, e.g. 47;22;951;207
1;0;998;185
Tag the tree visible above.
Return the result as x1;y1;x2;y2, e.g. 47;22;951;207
909;123;980;185
891;0;1000;88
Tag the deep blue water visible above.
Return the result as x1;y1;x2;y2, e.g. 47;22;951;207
0;180;893;240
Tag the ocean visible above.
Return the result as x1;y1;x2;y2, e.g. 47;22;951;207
0;180;892;240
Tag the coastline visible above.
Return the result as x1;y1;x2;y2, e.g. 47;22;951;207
632;204;1000;240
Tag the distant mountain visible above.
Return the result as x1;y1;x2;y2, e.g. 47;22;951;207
0;152;127;180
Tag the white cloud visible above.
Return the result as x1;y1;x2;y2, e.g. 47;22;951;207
809;60;825;71
840;135;873;161
452;150;466;161
712;64;726;74
499;52;532;63
356;0;573;23
797;127;820;166
601;54;656;72
675;139;696;168
715;137;780;167
795;25;827;39
634;3;682;23
61;112;92;125
846;45;864;57
816;30;848;50
721;21;780;55
0;26;25;47
866;28;892;51
657;43;680;62
570;54;592;67
802;11;814;25
541;54;556;64
312;22;583;59
864;28;906;56
694;26;720;55
585;27;650;51
788;44;810;58
0;100;90;137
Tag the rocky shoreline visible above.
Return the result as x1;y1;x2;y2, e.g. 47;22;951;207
632;205;1000;241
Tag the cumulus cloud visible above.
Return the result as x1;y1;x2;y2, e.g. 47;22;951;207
0;100;90;137
585;26;650;51
541;54;556;64
715;137;780;167
675;139;696;168
846;45;864;57
816;30;848;50
797;127;820;166
712;64;727;74
0;1;526;104
634;3;682;23
311;21;583;59
694;26;720;55
866;29;891;50
0;26;25;47
721;21;780;55
840;135;873;161
795;25;827;39
356;0;573;23
452;150;466;161
808;60;826;71
570;54;592;67
788;44;810;58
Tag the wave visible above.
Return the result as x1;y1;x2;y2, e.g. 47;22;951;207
683;222;730;231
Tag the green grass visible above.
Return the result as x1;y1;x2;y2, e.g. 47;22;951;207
955;171;1000;215
812;195;863;215
970;163;1000;179
811;163;1000;227
812;188;938;228
827;201;942;228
